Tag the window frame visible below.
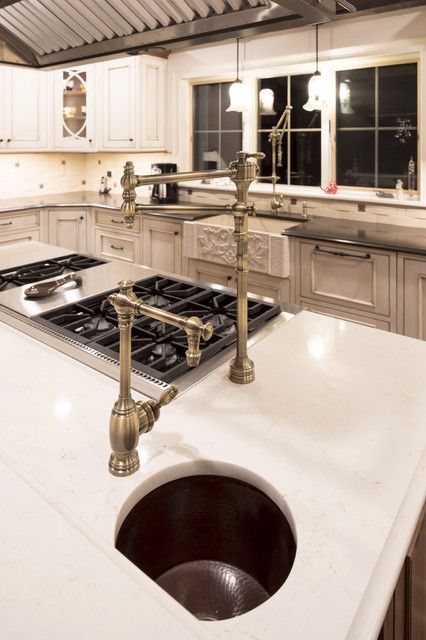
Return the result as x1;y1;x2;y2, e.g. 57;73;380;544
191;79;243;172
257;72;323;187
330;55;420;194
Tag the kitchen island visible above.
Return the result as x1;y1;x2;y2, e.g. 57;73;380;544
0;243;424;640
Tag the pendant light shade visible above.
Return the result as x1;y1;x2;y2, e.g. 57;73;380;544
259;88;276;116
227;39;248;113
303;25;327;112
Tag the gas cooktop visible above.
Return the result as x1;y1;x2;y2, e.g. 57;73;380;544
0;253;106;292
34;275;281;383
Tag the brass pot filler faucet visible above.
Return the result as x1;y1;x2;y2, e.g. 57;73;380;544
109;151;264;476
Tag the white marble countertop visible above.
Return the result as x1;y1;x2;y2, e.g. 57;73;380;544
0;277;425;640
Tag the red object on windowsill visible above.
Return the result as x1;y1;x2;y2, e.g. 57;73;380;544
322;181;338;194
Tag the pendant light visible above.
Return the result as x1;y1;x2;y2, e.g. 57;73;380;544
227;38;248;113
303;24;327;112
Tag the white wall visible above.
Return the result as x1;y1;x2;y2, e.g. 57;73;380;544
166;5;426;197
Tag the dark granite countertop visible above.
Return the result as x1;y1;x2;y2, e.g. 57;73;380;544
282;216;426;256
0;191;223;222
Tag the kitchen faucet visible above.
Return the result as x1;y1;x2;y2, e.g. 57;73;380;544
108;279;214;476
109;151;263;476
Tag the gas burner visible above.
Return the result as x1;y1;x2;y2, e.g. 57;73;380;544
150;343;178;367
35;273;281;383
0;253;107;291
141;293;171;308
209;313;236;337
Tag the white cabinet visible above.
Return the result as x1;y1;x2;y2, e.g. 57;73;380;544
0;209;42;246
140;56;166;149
53;66;95;151
101;57;137;150
398;254;426;339
0;67;46;151
48;209;87;253
142;217;182;275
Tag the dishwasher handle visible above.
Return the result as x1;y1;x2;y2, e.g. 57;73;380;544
314;245;371;260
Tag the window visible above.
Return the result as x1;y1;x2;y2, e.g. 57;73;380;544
192;82;243;171
257;74;322;187
336;62;418;190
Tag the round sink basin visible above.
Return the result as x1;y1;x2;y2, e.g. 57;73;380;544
116;474;296;621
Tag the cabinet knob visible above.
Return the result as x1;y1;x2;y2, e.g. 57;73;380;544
6;138;11;143
129;138;134;142
89;138;92;143
80;216;84;220
226;275;233;281
0;139;3;143
174;231;179;236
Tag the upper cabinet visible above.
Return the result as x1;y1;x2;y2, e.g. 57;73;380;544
101;55;165;151
1;66;47;150
101;57;137;150
53;65;95;151
0;54;166;153
140;55;166;150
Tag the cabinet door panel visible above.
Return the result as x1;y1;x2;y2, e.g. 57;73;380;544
140;56;165;149
102;58;136;149
299;240;394;316
188;259;235;288
4;67;46;149
48;209;86;253
400;257;426;340
143;218;181;275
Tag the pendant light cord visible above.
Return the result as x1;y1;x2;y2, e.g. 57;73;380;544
315;24;319;73
236;38;240;82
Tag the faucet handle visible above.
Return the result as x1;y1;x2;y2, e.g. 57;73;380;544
137;385;178;435
185;316;214;367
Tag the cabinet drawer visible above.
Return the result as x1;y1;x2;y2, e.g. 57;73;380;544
299;240;395;316
95;209;141;233
95;229;140;263
0;210;39;231
0;229;41;246
303;301;391;331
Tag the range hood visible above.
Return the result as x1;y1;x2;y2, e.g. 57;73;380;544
0;0;337;69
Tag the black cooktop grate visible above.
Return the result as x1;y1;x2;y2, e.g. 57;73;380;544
0;254;107;291
35;275;281;383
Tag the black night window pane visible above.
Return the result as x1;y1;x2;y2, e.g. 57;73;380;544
193;84;219;131
336;131;375;187
220;132;242;168
257;131;288;184
290;75;321;129
221;83;243;130
378;63;417;127
378;130;418;190
336;68;375;128
290;131;321;186
258;76;288;131
193;132;220;171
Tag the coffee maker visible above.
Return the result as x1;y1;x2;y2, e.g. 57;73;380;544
151;163;178;204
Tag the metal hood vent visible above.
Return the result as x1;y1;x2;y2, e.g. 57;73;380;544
0;0;337;68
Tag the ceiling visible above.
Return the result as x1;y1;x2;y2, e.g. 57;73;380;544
0;0;425;69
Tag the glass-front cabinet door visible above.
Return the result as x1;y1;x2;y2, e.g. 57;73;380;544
54;65;94;150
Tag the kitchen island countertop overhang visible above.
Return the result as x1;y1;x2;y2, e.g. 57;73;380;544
0;245;424;639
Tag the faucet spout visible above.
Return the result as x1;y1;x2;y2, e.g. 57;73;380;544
108;280;213;476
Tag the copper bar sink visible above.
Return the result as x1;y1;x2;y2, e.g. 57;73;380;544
116;475;296;621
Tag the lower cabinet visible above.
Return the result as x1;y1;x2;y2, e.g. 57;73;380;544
0;228;41;246
47;208;87;253
304;301;391;331
142;217;182;275
188;258;291;302
94;228;141;263
0;209;42;246
398;254;426;339
379;504;425;640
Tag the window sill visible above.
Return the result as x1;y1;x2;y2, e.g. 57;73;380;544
179;180;424;208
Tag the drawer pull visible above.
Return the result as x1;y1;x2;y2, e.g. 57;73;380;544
314;245;371;260
0;221;13;227
226;275;233;281
111;244;124;251
110;219;123;224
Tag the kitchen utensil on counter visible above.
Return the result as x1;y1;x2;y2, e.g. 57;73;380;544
24;273;83;299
